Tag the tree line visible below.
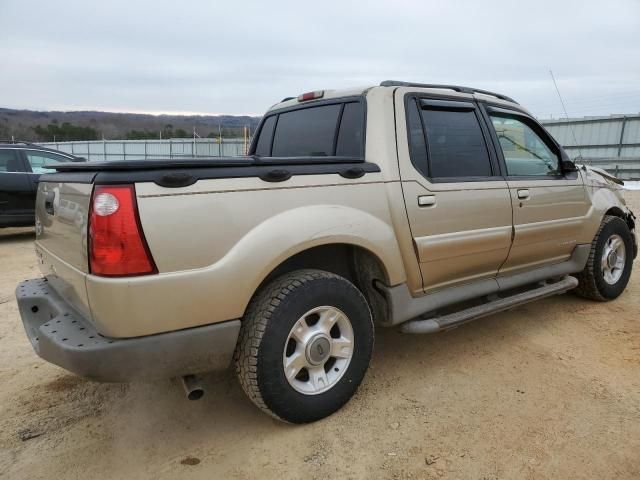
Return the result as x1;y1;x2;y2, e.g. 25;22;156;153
33;122;99;141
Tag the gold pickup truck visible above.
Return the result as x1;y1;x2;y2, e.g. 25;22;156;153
16;81;637;423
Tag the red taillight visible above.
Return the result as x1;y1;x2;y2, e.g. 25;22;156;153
297;90;324;102
89;184;157;277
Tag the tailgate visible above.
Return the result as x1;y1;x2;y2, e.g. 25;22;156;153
35;180;93;318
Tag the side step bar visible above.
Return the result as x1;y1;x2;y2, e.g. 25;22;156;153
399;276;578;334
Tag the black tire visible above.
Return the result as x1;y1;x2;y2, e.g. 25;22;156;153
574;215;634;301
234;269;374;423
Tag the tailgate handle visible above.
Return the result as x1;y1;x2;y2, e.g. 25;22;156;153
44;191;55;215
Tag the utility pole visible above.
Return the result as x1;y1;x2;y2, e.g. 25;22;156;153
193;126;197;157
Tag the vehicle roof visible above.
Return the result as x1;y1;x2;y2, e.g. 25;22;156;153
268;80;522;113
268;86;373;111
0;142;81;158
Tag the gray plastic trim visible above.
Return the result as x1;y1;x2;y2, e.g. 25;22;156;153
380;245;590;326
379;278;498;327
496;245;590;291
400;276;579;334
16;278;240;382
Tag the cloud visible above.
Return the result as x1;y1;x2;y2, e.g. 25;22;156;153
1;0;639;117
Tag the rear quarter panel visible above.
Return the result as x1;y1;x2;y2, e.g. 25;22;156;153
33;181;92;319
86;173;407;337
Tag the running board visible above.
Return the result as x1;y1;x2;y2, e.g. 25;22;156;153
399;276;578;334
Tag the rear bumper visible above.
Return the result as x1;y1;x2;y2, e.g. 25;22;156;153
15;278;241;382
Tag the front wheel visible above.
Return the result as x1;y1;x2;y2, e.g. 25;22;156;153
235;269;374;423
575;215;634;301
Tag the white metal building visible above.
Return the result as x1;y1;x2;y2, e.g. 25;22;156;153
540;114;640;179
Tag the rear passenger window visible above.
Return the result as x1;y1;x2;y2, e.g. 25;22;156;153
407;99;493;179
25;150;71;174
0;150;23;172
336;102;364;157
272;104;341;157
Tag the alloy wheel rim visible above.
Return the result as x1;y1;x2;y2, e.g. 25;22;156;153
282;306;354;395
601;234;626;285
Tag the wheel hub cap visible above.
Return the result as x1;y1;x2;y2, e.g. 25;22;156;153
601;233;626;285
282;306;355;395
306;335;331;365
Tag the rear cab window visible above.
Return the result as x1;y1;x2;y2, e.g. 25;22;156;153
254;116;276;157
252;98;365;159
405;96;497;181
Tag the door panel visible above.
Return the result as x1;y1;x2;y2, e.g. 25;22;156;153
501;178;589;272
0;150;32;218
484;108;591;273
395;89;514;292
403;181;512;289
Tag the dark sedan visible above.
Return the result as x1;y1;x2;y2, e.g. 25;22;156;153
0;142;85;227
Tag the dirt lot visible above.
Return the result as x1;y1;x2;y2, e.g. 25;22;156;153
1;193;639;480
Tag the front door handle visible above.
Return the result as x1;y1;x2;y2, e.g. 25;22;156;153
418;195;436;207
517;189;530;200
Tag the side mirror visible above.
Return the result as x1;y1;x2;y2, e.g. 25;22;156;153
561;160;578;173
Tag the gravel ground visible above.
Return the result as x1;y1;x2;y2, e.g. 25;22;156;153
0;192;639;480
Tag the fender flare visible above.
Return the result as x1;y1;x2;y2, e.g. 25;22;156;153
222;205;407;310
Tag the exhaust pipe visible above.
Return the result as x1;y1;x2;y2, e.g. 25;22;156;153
181;374;204;401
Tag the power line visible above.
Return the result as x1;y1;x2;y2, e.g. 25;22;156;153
550;70;583;159
563;91;640;103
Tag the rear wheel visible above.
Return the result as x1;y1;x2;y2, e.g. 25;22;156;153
575;215;634;301
235;269;374;423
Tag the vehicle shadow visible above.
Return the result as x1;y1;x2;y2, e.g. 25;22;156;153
89;295;575;437
8;292;595;478
0;227;35;243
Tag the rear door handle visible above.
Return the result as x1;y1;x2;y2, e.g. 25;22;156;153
517;189;530;200
418;195;436;207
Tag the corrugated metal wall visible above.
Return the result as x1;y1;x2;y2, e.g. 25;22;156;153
540;115;640;179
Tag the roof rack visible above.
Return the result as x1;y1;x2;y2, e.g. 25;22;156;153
379;80;518;104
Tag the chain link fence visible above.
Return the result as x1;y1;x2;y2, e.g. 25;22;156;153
37;138;250;162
